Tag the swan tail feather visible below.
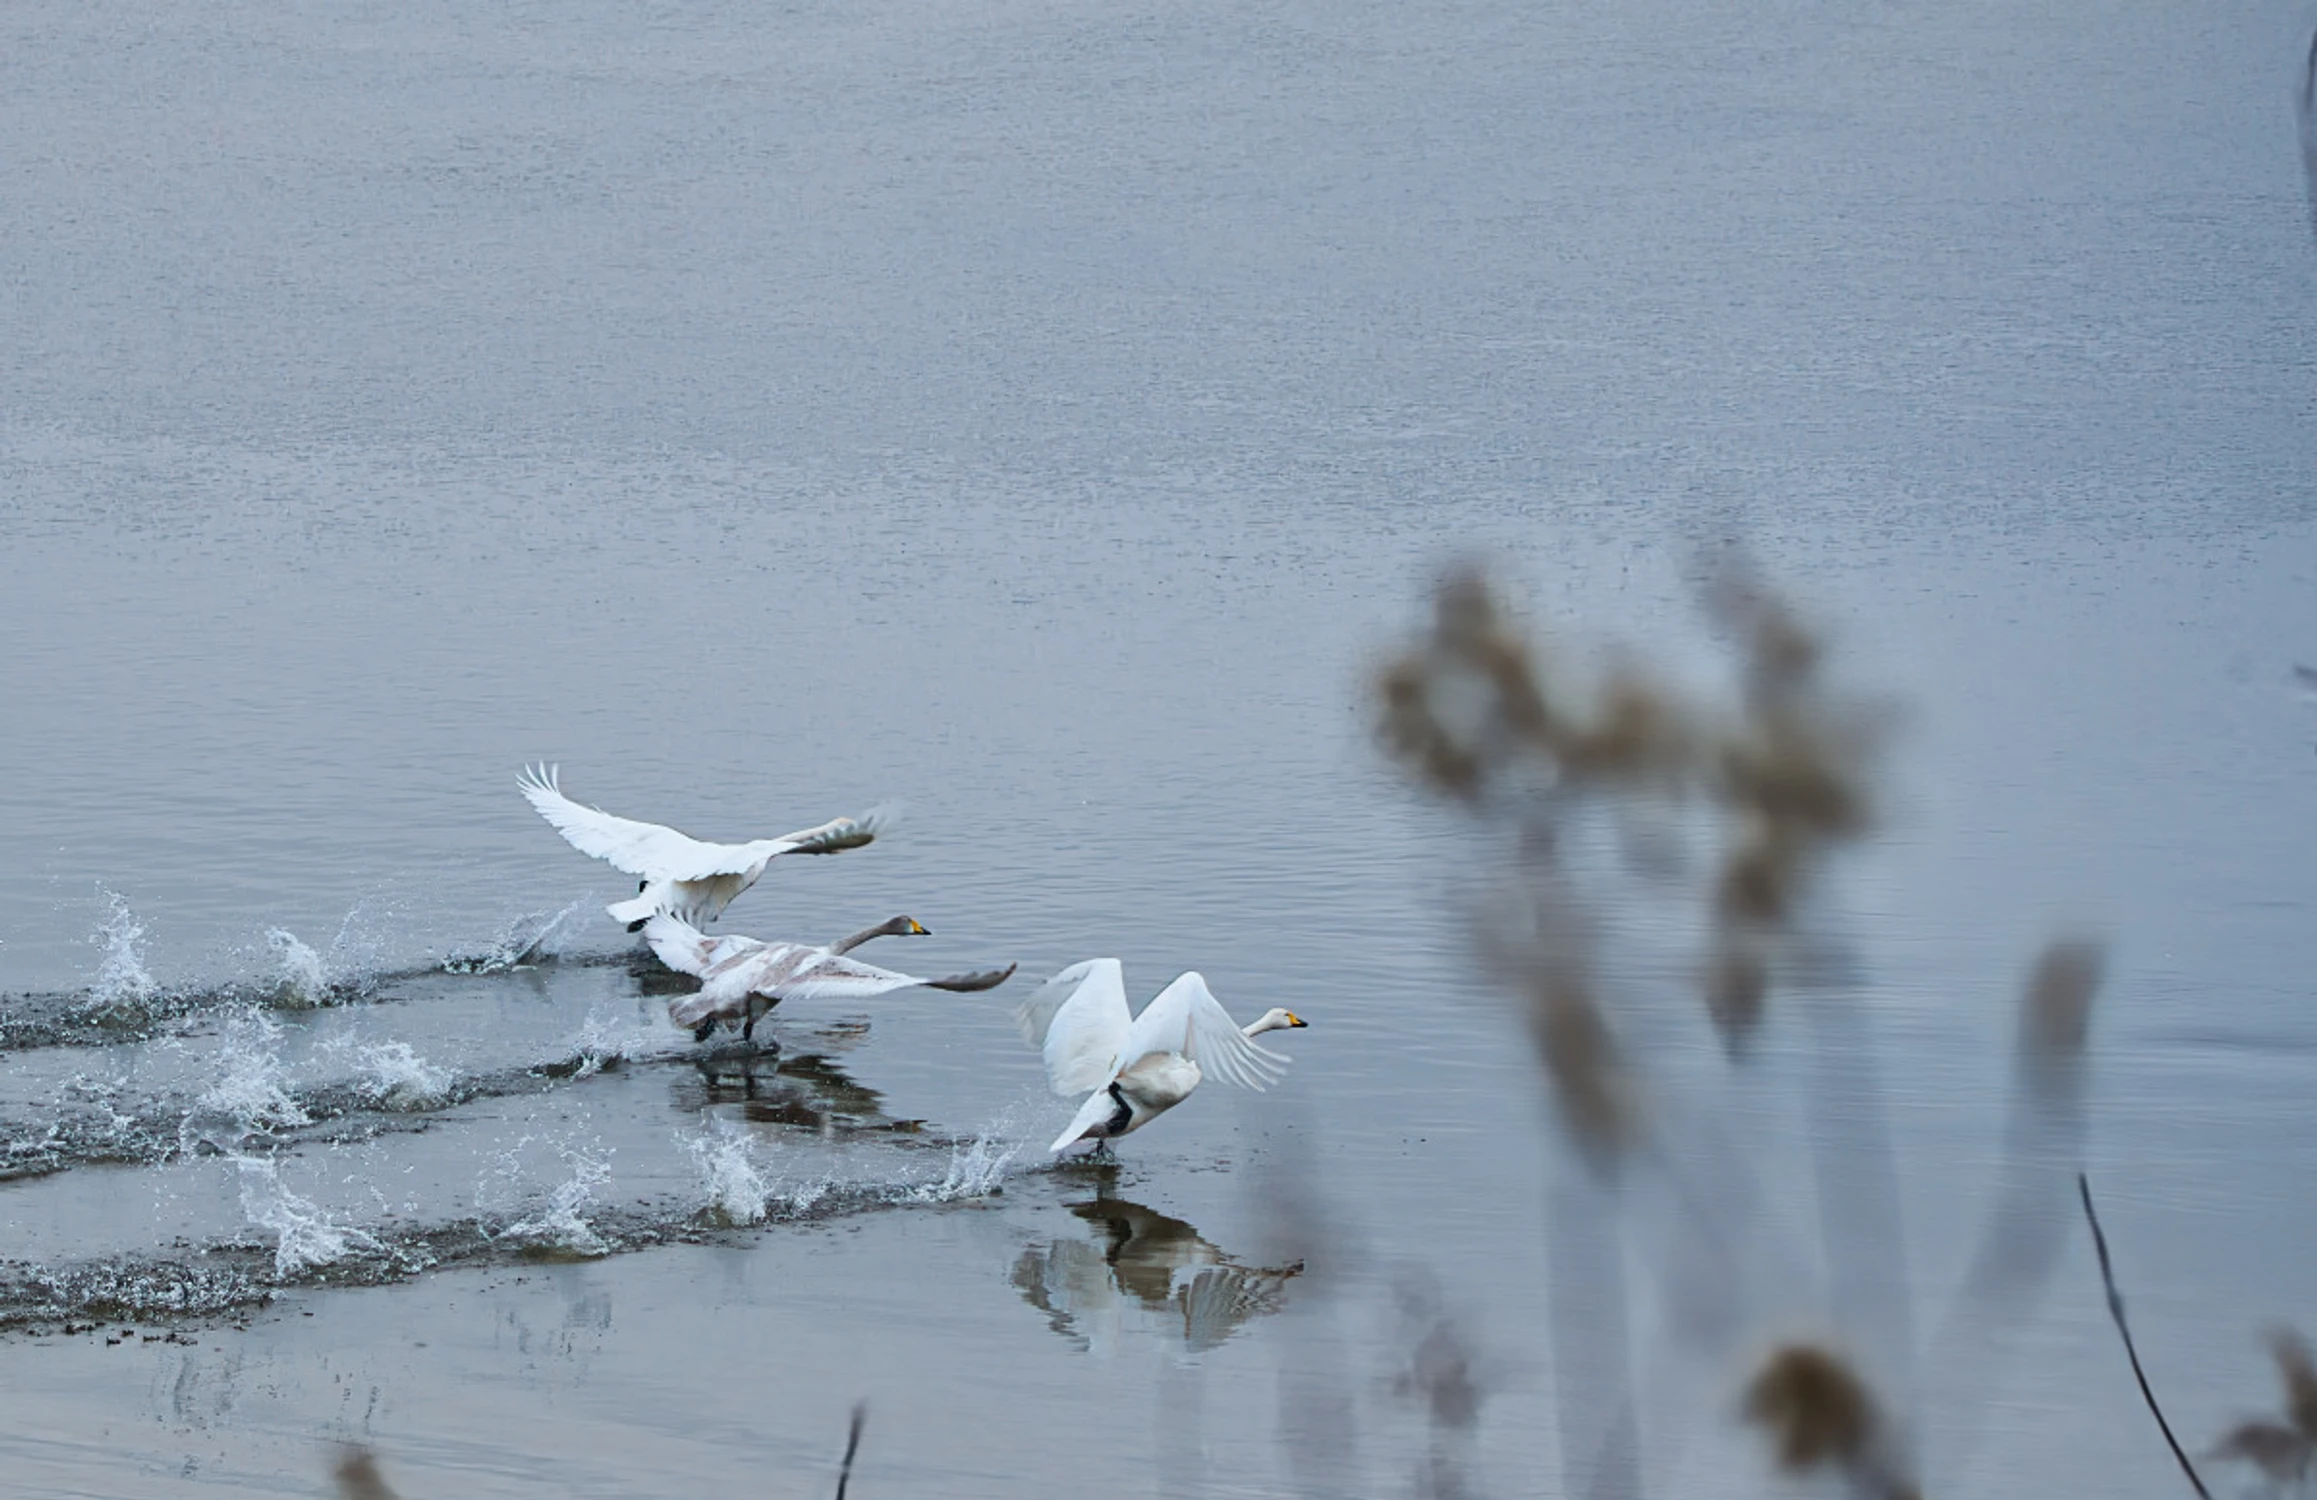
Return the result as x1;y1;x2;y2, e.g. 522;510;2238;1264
1049;1090;1117;1153
606;892;659;927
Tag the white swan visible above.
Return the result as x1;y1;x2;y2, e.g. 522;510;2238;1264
1014;959;1306;1154
644;912;1017;1043
518;765;894;930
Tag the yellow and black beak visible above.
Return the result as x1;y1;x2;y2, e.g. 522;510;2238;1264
1286;1012;1308;1028
906;918;930;935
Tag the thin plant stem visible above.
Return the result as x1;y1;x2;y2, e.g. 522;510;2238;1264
835;1402;867;1500
2078;1173;2210;1500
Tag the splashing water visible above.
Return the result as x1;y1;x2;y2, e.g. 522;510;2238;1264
447;900;594;973
682;1118;771;1226
495;1145;614;1257
87;888;158;1012
233;1156;381;1277
568;1007;668;1076
906;1131;1018;1203
343;1040;455;1112
180;1009;311;1153
265;928;330;1007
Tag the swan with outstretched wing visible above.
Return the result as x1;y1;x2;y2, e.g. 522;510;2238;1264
646;912;1015;1043
518;764;894;930
1014;959;1306;1154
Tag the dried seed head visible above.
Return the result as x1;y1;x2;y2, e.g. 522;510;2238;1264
334;1448;401;1500
1743;1344;1878;1472
2210;1419;2312;1482
2272;1326;2317;1439
1704;934;1771;1046
1718;723;1871;839
1716;827;1796;926
1377;655;1483;796
2020;939;2102;1069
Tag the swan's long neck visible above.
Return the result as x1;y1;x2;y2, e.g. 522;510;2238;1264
830;923;893;955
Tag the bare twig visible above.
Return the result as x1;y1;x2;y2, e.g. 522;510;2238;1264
2077;1173;2211;1499
835;1401;867;1500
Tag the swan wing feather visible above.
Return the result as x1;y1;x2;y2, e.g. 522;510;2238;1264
774;803;900;855
772;952;970;1003
518;765;882;880
1015;959;1134;1097
518;765;764;878
1115;972;1288;1092
639;913;763;979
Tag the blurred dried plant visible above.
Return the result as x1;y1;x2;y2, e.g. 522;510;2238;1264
1370;561;2137;1500
2300;29;2317;245
334;1447;401;1500
1743;1344;1919;1500
1377;560;1886;1081
1389;1278;1492;1500
2209;1328;2317;1491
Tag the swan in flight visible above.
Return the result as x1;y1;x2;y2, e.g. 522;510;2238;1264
518;765;894;930
644;912;1017;1044
1014;959;1306;1155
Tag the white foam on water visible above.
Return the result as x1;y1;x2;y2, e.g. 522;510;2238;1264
681;1117;771;1225
264;927;330;1007
232;1155;381;1277
87;888;158;1009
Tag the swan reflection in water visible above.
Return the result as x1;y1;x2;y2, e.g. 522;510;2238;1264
1012;1192;1303;1354
669;1025;926;1137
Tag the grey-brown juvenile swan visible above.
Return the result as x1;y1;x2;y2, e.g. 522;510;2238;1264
645;912;1016;1043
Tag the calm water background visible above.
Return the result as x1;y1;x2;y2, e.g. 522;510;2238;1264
1;0;2313;1495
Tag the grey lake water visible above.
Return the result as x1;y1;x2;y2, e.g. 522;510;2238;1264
2;1;2314;1496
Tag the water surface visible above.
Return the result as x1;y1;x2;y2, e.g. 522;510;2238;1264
1;0;2313;1495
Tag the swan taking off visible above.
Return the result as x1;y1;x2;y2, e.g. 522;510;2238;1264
518;765;894;930
1014;959;1305;1154
644;912;1017;1044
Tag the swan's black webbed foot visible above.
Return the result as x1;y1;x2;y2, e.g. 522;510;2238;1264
628;918;648;933
692;1019;717;1044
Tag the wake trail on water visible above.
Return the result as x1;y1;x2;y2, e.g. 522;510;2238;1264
0;1115;1033;1332
0;892;1045;1335
0;897;632;1053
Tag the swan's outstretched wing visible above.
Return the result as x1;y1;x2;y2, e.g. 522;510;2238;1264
1113;973;1288;1092
776;954;1016;1004
640;913;763;979
664;936;816;1025
518;765;887;880
775;804;901;855
1015;959;1134;1097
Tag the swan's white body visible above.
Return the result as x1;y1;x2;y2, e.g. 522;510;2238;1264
644;914;1015;1037
518;765;893;929
1014;959;1303;1153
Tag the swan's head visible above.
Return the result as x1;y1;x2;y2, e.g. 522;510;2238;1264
1249;1007;1308;1034
880;915;931;938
